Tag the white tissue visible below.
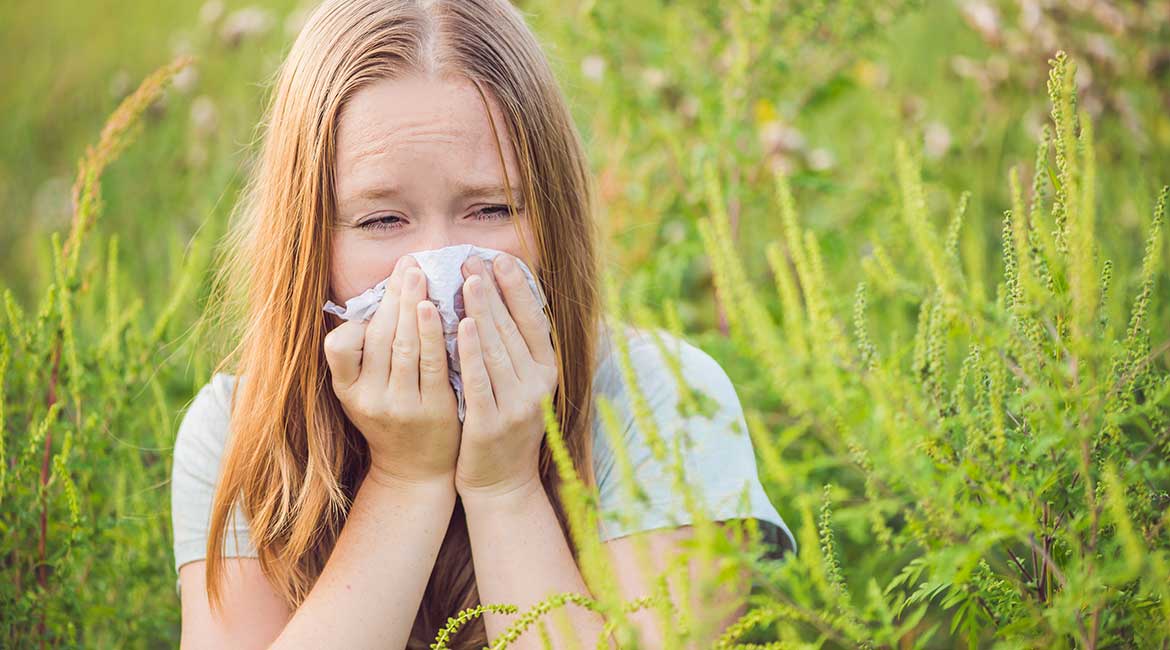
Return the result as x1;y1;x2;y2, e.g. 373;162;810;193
323;244;548;422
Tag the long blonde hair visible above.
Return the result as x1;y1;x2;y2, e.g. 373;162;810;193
201;1;602;646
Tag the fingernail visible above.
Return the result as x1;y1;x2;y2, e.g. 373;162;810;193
496;255;515;275
409;269;423;289
469;256;484;272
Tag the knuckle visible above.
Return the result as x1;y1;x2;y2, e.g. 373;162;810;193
323;332;344;357
418;353;446;375
324;322;362;354
483;343;508;366
467;373;492;393
498;319;520;341
392;336;418;359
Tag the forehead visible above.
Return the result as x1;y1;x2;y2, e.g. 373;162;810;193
333;73;520;198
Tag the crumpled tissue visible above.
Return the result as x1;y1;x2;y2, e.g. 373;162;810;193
323;244;547;421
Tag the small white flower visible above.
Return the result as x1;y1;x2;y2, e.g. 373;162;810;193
759;121;806;154
199;0;225;26
173;65;199;94
641;67;667;91
581;55;606;82
190;95;219;137
220;7;275;47
1018;0;1042;32
807;147;835;171
924;122;952;160
959;0;1001;43
767;153;797;176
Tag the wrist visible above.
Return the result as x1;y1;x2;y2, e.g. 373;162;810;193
457;474;546;513
363;467;457;498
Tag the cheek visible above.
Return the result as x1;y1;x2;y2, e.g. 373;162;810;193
483;240;539;278
492;224;540;275
329;234;403;301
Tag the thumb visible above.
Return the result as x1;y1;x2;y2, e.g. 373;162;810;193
323;319;367;391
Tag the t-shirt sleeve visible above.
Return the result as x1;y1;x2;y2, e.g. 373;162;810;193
592;328;796;558
170;373;259;597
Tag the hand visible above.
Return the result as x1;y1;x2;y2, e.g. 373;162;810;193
453;254;559;501
323;256;461;489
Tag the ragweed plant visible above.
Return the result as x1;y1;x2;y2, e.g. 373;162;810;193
681;51;1165;648
3;2;1168;646
1;57;200;648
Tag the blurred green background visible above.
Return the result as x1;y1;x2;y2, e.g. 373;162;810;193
2;0;1169;647
5;1;1167;313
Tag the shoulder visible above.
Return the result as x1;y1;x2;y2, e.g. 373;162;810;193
590;323;746;469
172;372;239;473
590;323;796;555
592;323;738;429
171;372;255;581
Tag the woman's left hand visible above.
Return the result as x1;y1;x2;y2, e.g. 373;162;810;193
453;253;558;502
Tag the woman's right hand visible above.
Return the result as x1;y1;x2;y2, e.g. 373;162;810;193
323;256;461;488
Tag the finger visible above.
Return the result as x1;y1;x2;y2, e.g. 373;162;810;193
488;253;555;368
388;267;425;399
360;256;416;387
463;273;519;394
457;316;496;413
416;298;450;395
323;319;368;390
474;256;537;377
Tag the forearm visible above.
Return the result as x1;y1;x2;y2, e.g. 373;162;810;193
269;475;456;650
462;480;609;649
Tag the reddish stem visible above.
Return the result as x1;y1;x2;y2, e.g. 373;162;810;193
37;338;62;650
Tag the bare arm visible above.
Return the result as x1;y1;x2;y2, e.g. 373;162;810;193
462;481;609;647
179;476;456;650
181;258;464;648
269;476;455;649
462;481;753;649
179;558;292;649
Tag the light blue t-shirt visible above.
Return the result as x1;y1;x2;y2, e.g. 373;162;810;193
170;321;796;595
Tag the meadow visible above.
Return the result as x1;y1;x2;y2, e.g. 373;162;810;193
2;1;1169;647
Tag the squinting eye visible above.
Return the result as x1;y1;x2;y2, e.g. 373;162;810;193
358;215;404;230
472;204;522;220
358;205;522;230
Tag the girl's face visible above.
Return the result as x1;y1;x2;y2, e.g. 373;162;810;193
329;72;539;304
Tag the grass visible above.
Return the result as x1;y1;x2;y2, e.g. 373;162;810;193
1;1;1168;647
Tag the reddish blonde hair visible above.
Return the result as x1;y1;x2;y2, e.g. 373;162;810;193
201;1;602;646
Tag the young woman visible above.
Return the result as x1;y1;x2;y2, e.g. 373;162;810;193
170;0;795;648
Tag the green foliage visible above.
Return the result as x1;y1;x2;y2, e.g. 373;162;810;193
2;0;1168;648
1;58;205;648
670;50;1169;649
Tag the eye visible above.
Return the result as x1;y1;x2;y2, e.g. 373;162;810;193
358;215;404;230
471;204;522;221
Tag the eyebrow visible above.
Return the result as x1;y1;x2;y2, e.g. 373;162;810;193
348;182;523;203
